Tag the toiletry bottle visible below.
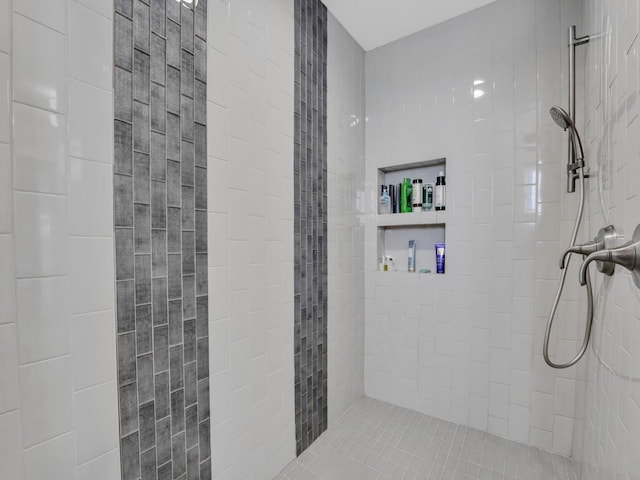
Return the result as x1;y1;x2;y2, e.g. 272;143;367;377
395;183;402;214
435;172;446;211
423;184;433;211
401;178;413;213
412;179;423;212
389;184;397;213
379;185;391;215
384;255;395;271
408;240;416;272
435;243;445;273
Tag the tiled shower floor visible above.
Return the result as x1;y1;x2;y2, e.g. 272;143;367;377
275;398;577;480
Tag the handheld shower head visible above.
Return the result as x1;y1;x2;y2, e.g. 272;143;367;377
549;106;573;131
549;105;584;162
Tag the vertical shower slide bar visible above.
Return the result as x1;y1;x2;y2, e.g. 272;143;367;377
567;25;591;192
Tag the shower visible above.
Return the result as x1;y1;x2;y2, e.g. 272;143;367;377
544;28;640;374
542;105;595;369
541;26;600;369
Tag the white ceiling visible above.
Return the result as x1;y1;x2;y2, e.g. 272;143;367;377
323;0;497;51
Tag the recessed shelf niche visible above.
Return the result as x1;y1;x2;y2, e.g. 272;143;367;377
377;158;446;274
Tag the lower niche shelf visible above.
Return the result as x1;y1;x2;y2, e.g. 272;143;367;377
377;223;445;275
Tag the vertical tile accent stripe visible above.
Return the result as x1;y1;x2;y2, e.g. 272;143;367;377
113;1;210;479
294;0;329;455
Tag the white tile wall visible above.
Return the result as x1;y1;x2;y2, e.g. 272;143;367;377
572;0;640;478
207;1;296;478
327;13;366;423
364;0;584;455
0;2;118;479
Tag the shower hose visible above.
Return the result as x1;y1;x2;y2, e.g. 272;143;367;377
543;166;594;369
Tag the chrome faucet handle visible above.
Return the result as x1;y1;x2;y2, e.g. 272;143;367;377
579;224;640;288
559;242;597;269
560;225;619;275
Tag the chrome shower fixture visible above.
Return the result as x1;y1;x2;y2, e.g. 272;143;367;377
542;26;597;370
549;105;572;130
580;224;640;290
549;105;587;194
566;25;594;193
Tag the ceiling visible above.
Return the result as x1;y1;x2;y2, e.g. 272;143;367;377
323;0;497;51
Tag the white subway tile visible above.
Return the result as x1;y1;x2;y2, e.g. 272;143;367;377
0;235;15;325
0;411;23;479
68;237;114;314
210;371;231;428
76;449;120;480
68;158;113;236
530;390;555;431
552;415;573;456
69;2;111;90
13;103;67;194
14;0;67;34
510;333;533;371
468;394;488;431
14;193;67;278
508;405;530;444
13;15;66;113
22;432;75;480
536;163;562;204
0;53;9;142
0;0;8;53
18;356;73;447
0;325;19;413
16;277;70;364
489;348;510;384
529;426;553;451
488;382;509;419
70;311;117;391
0;144;10;233
509;369;531;407
554;377;575;418
68;80;113;164
74;382;119;465
75;0;113;20
207;46;229;107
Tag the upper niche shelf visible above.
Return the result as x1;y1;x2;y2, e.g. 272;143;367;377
378;157;446;173
377;211;446;227
376;157;447;227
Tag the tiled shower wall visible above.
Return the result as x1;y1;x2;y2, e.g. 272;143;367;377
206;0;297;479
294;0;329;455
364;0;584;455
326;13;366;423
113;1;211;478
572;0;640;478
0;1;120;478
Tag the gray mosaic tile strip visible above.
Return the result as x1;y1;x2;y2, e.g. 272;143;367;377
293;0;329;457
114;1;210;478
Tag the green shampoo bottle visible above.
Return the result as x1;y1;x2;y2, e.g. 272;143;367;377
401;178;413;213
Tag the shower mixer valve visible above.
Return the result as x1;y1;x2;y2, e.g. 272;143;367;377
579;224;640;289
560;225;619;276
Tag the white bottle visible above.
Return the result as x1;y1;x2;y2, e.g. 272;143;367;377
379;185;391;215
